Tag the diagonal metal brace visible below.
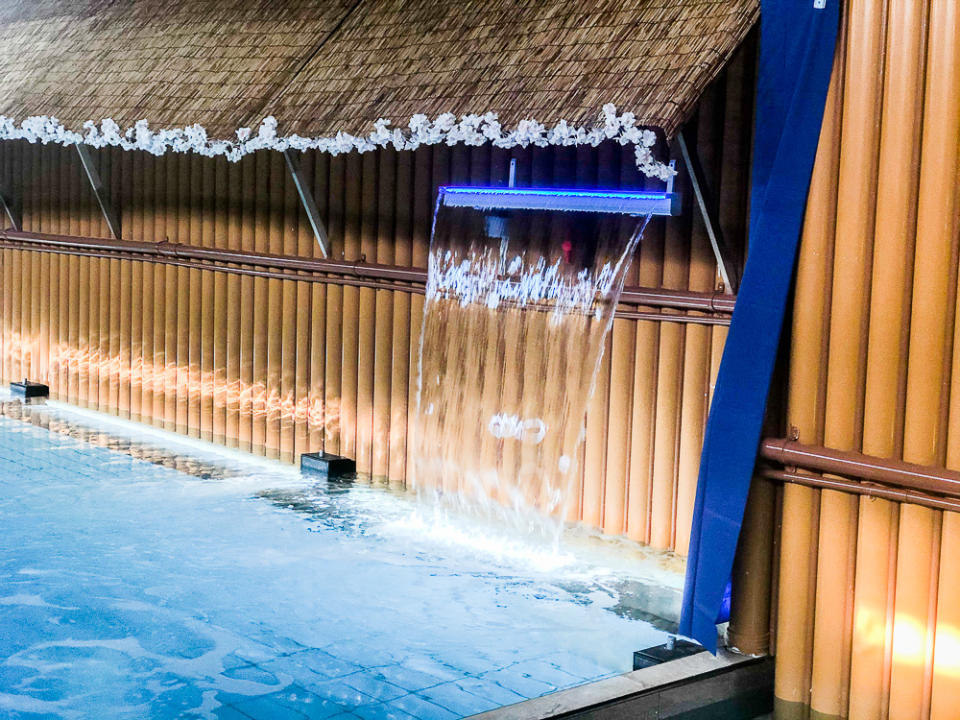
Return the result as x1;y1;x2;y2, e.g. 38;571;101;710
283;149;330;258
677;130;739;294
0;190;18;230
75;143;121;239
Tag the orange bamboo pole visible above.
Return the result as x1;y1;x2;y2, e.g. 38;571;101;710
162;153;179;430
185;154;202;437
372;149;396;480
44;144;59;396
648;185;690;549
295;150;318;459
676;106;722;555
626;184;665;543
809;1;883;716
324;154;345;455
212;156;228;445
601;144;635;535
251;151;269;455
200;156;216;442
224;157;243;448
406;146;436;484
151;153;166;427
95;150;110;410
306;151;328;455
52;145;67;399
773;33;844;715
388;149;413;486
69;145;83;406
130;150;145;422
356;151;379;476
279;151;298;463
580;145;611;529
847;0;927;714
340;152;363;462
264;151;284;459
897;0;960;715
36;145;50;389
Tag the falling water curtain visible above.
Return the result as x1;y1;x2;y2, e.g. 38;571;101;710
679;0;840;651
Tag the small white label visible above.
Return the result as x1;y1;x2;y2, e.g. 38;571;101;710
814;0;826;8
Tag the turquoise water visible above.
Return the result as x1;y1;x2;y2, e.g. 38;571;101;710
0;401;675;719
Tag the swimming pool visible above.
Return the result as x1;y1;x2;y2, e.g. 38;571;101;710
0;399;680;719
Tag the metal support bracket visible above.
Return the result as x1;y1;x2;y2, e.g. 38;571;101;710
283;149;330;258
75;143;121;239
676;130;739;294
0;190;18;231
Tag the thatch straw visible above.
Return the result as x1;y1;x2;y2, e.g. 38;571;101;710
0;0;757;141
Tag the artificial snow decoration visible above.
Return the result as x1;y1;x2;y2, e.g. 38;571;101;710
0;105;675;180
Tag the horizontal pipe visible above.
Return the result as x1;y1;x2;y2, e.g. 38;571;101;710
760;437;960;499
760;468;960;514
0;229;735;314
0;230;733;326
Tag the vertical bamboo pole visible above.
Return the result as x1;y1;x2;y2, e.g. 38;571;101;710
69;145;83;406
150;153;166;427
1;143;11;383
57;146;71;401
185;154;201;436
305;151;328;455
94;149;109;410
626;187;665;544
265;152;284;460
676;106;723;555
251;151;269;455
601;143;635;535
373;149;396;480
340;152;363;462
80;148;96;409
296;151;320;459
212;156;228;446
225;157;243;448
388;150;413;486
649;169;691;549
848;0;927;714
130;150;145;423
578;143;608;528
324;155;345;455
811;1;884;715
894;0;960;714
406;147;435;485
37;145;51;389
279;151;298;463
108;149;124;415
356;151;379;476
24;145;37;383
163;153;179;430
773;57;840;703
45;144;60;396
200;155;215;442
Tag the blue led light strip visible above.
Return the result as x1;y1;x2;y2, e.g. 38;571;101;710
440;186;679;216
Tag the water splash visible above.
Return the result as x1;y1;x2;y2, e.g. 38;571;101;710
412;200;648;536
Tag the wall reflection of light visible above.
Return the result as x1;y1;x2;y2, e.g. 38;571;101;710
3;333;341;435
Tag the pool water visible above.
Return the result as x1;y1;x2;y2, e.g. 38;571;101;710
0;400;679;719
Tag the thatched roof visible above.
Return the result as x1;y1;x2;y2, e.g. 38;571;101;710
0;0;757;175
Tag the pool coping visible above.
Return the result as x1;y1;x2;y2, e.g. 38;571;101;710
467;649;773;719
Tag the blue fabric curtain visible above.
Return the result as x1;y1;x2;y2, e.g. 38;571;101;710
678;0;840;652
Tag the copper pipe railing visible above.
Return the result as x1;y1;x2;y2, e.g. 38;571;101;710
760;469;960;515
759;437;960;501
0;229;735;325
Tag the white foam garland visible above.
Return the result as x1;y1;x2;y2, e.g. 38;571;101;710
0;103;675;180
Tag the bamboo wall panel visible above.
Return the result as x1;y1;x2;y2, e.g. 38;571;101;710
0;48;753;550
772;0;960;718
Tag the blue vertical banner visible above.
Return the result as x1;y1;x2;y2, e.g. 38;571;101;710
679;0;840;652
